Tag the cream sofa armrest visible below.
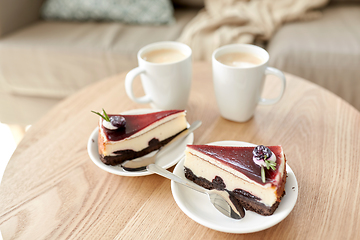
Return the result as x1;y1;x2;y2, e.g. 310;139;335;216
0;0;45;37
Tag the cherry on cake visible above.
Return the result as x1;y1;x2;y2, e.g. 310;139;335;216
184;144;287;216
94;109;187;166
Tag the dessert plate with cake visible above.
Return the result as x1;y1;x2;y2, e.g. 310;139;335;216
171;141;298;233
87;109;194;176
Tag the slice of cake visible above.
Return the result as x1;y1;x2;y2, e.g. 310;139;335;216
97;109;187;166
184;145;287;216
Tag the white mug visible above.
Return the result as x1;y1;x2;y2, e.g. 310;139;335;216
125;41;192;110
212;44;286;122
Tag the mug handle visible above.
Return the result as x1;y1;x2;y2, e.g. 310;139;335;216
125;67;152;104
259;67;286;105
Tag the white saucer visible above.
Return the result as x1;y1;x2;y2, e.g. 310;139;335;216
87;109;194;177
171;140;298;233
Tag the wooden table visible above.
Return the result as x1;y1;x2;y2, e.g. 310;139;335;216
1;62;359;239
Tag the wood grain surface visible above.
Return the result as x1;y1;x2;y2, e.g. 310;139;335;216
0;62;359;239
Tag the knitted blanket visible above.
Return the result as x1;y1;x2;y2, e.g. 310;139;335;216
178;0;329;60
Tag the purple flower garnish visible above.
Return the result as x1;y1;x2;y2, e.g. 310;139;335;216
253;145;272;163
253;145;276;183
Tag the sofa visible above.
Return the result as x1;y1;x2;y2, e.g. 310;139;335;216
0;0;359;126
0;0;202;126
268;2;360;112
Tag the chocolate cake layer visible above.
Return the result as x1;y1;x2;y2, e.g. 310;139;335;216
184;167;286;216
100;130;183;166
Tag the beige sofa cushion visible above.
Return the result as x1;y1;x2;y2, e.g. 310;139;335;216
0;9;198;125
0;92;60;126
0;9;198;99
267;4;360;110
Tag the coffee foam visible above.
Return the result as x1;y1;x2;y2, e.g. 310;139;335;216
216;52;264;67
142;48;186;64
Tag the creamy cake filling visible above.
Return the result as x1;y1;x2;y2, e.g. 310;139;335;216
100;112;187;155
184;148;286;207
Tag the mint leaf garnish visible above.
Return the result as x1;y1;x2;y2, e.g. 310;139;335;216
264;159;276;170
102;109;110;122
253;145;277;183
261;166;265;183
91;109;110;122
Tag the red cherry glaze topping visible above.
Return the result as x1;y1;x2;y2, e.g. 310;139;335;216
253;145;272;164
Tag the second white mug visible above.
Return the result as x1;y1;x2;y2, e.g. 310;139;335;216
212;44;286;122
125;41;192;110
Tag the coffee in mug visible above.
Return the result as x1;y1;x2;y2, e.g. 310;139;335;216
141;49;186;64
125;41;192;110
212;44;286;122
216;52;264;67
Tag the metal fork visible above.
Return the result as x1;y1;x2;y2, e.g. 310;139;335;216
121;120;202;171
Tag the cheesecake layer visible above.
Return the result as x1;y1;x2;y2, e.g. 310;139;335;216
184;145;287;215
101;132;182;165
184;166;285;216
98;110;187;165
102;110;186;142
186;145;285;186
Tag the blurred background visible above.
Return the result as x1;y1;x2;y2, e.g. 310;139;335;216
1;0;359;177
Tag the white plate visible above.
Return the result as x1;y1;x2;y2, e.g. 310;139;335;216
171;140;298;233
87;108;194;177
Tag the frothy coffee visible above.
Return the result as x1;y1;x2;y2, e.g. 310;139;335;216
216;52;263;67
142;49;186;64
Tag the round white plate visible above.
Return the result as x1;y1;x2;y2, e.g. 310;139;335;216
171;140;298;233
87;109;194;177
